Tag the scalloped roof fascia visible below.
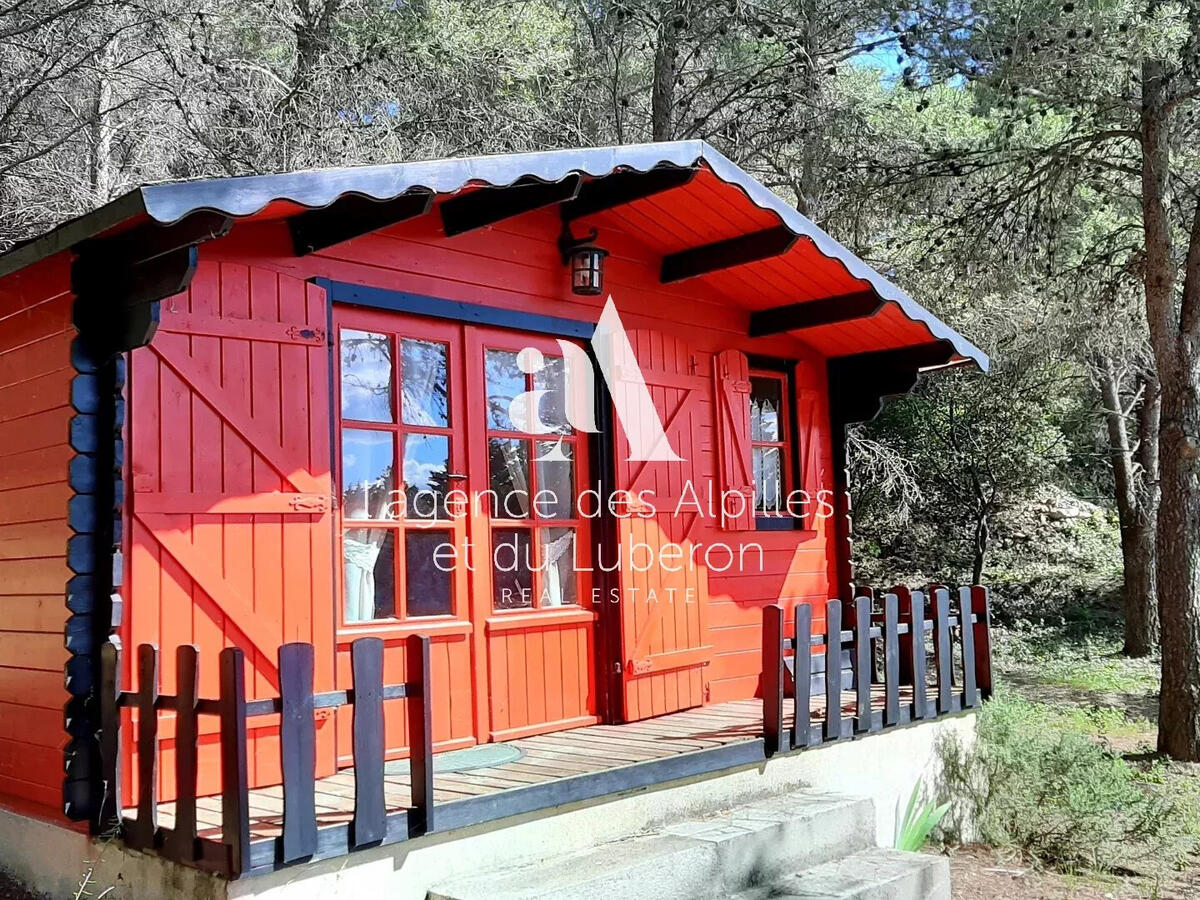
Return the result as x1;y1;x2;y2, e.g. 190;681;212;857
0;141;987;371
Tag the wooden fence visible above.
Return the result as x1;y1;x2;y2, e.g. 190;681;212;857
761;586;993;754
97;634;433;877
94;586;993;879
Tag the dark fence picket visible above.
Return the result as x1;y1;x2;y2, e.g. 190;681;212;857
407;634;435;835
971;586;994;700
854;597;873;732
792;603;812;748
169;645;200;863
909;592;928;721
219;648;251;877
279;643;318;862
894;586;915;685
883;594;900;727
824;600;843;741
933;589;953;715
958;588;978;708
351;637;386;847
854;586;880;685
128;644;159;849
762;605;785;755
97;640;122;835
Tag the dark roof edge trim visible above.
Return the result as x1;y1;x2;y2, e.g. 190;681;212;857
0;141;987;371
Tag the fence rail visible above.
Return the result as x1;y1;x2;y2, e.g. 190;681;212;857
761;586;993;755
97;634;433;877
95;586;993;879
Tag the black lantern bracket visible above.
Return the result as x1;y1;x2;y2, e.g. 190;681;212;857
558;221;600;264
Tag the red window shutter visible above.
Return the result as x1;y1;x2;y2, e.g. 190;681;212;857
794;360;823;528
713;348;755;530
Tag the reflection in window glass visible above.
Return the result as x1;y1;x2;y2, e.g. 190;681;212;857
492;529;533;609
401;339;449;427
341;330;394;422
534;441;574;519
750;377;782;442
540;528;577;606
403;434;450;519
485;349;523;431
488;438;530;518
754;446;783;513
342;430;396;519
533;355;570;434
406;530;453;617
343;529;395;622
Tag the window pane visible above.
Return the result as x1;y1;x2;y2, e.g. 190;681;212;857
401;339;449;427
343;528;395;622
750;376;783;442
533;355;571;434
492;528;533;610
535;441;574;519
754;446;783;513
405;530;453;617
341;330;394;422
485;349;523;431
488;438;530;518
540;528;577;606
403;434;450;519
342;430;396;520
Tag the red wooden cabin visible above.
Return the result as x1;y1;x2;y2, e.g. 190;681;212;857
0;142;986;832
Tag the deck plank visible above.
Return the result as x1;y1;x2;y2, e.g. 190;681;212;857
151;695;919;840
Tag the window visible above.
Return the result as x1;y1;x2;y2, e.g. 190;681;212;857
339;327;456;624
749;371;790;516
482;345;584;611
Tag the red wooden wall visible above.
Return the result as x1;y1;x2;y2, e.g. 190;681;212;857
0;254;75;818
200;201;840;712
0;193;842;819
125;263;337;799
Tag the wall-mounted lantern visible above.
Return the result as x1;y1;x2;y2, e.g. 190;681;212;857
559;224;608;296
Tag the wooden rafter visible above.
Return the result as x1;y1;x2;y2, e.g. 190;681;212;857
440;175;583;236
748;290;882;337
289;191;433;255
660;225;796;283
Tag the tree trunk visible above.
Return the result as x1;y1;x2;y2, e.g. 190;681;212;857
1131;371;1161;655
1098;357;1159;655
651;10;677;141
88;38;116;203
971;514;988;586
1143;59;1200;759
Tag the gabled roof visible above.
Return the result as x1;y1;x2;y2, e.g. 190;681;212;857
0;141;987;370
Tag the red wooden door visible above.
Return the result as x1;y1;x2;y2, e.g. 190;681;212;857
464;326;598;742
332;309;475;762
127;262;336;799
331;311;598;759
612;330;712;721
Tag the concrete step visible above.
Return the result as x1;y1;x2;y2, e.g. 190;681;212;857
731;848;951;900
428;791;875;900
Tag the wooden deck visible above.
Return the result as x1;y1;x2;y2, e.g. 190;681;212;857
158;689;915;842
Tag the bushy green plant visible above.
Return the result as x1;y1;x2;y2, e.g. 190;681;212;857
938;695;1189;872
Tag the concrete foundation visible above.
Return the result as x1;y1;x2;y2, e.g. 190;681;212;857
0;714;975;900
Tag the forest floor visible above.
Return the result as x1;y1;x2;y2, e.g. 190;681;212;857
943;621;1200;899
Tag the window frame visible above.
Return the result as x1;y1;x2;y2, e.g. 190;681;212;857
477;335;592;614
746;356;806;532
335;316;466;631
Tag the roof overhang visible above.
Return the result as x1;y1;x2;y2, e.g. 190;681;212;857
0;141;987;372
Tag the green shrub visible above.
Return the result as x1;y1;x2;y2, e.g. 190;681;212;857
937;694;1188;872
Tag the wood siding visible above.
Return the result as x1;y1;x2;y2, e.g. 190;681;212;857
0;254;74;816
202;201;840;717
126;263;336;800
